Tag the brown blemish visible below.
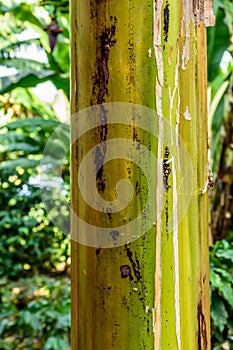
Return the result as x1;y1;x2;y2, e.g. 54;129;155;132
125;244;141;281
95;145;106;193
135;180;141;195
106;207;112;219
197;301;208;350
165;199;169;234
95;146;104;179
163;147;171;233
96;179;105;192
133;126;140;142
127;167;131;179
96;248;101;256
163;2;169;42
193;0;204;22
92;19;117;105
120;265;132;280
121;296;130;311
92;18;117;194
192;0;215;26
110;230;120;241
163;146;171;191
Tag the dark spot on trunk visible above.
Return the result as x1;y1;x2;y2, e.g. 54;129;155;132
106;207;112;219
95;146;106;193
96;248;101;256
97;179;105;192
163;147;171;232
163;3;169;42
197;301;208;350
99;105;108;144
125;244;141;281
165;198;169;233
147;319;150;333
92;18;117;194
95;146;104;180
120;265;132;280
193;0;204;22
163;146;171;191
121;296;130;311
110;230;120;241
133;126;140;142
92;19;117;106
127;167;131;179
135;180;141;195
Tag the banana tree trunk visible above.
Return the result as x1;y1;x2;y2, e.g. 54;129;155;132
71;1;215;349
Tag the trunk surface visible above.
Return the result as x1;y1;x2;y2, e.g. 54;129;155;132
71;1;215;349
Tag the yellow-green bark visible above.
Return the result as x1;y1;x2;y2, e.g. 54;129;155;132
71;1;215;349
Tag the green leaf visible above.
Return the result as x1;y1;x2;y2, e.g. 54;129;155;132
222;285;233;309
20;310;41;331
47;75;70;98
10;3;43;28
210;270;222;288
209;80;229;122
207;7;230;81
0;132;27;143
3;117;59;131
216;248;233;263
215;242;233;263
43;336;69;350
0;38;42;55
210;63;233;98
210;270;233;308
214;268;233;282
56;314;71;329
52;39;70;74
0;132;42;152
0;158;39;170
211;294;228;332
0;70;59;94
0;57;48;74
0;319;9;335
0;142;41;154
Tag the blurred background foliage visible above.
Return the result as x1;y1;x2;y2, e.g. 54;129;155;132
0;0;232;349
0;0;70;349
